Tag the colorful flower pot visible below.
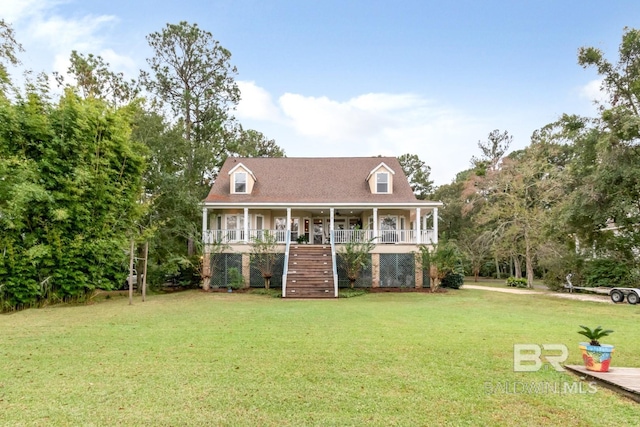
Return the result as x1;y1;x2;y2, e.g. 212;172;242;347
579;343;614;372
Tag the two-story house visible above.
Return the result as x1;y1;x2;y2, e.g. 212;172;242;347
202;156;442;297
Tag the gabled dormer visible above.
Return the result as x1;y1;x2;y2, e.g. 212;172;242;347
228;162;257;194
366;162;395;194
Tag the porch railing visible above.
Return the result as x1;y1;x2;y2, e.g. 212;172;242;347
203;229;436;245
282;231;292;298
330;230;338;297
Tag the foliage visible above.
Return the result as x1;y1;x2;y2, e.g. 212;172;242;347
505;277;528;288
0;89;146;311
248;288;282;297
250;231;279;289
397;153;434;199
470;129;512;175
53;51;139;107
582;258;635;288
229;127;286;158
226;267;244;290
440;272;464;289
338;229;375;288
0;19;23;88
138;21;284;264
578;325;614;346
141;21;240;256
417;241;463;291
430;171;474;241
457;231;492;282
338;288;369;298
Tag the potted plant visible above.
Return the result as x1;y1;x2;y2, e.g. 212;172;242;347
578;325;614;372
296;234;309;244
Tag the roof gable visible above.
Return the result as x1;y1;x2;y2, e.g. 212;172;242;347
366;162;395;181
228;162;257;181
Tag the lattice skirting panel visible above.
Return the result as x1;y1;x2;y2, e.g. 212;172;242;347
379;253;415;288
209;253;243;289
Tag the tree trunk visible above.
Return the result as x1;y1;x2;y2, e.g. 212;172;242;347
524;229;534;288
187;237;195;256
264;275;271;290
349;278;356;289
513;255;522;279
494;256;501;279
429;265;438;291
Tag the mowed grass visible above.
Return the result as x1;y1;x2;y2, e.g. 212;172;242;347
1;289;639;426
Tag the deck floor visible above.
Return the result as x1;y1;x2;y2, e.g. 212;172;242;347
565;365;640;403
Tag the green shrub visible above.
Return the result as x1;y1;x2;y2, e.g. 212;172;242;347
583;258;634;288
441;272;464;289
506;277;528;288
226;267;244;290
249;288;281;298
338;288;368;298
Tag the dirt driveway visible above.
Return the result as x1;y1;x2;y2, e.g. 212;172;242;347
462;284;613;304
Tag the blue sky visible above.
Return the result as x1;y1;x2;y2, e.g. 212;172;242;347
2;0;638;184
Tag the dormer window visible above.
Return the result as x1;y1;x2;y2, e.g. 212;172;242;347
376;172;389;193
234;172;247;193
366;162;395;194
228;162;256;194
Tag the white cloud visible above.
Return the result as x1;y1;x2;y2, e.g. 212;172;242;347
237;81;282;122
0;0;61;23
1;0;135;80
579;78;607;104
236;82;489;185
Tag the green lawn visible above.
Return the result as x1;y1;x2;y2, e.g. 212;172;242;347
1;289;638;426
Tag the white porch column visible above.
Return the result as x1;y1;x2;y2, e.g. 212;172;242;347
373;208;378;241
202;207;209;244
243;207;249;244
433;207;439;244
330;208;335;242
415;207;421;245
286;208;291;242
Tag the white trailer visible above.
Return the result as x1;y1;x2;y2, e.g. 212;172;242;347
609;287;640;304
563;274;640;304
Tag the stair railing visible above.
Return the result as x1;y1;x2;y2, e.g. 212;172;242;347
330;229;339;297
282;230;292;297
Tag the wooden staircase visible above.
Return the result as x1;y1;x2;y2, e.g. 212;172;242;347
285;245;336;298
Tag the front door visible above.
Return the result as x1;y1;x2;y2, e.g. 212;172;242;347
380;215;398;243
312;218;324;244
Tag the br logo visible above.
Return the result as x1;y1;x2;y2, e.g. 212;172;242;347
513;344;568;372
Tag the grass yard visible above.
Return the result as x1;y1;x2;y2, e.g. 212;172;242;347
1;289;639;426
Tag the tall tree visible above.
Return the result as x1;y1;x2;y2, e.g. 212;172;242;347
573;27;640;259
397;153;434;199
142;21;240;184
54;51;139;107
141;21;241;255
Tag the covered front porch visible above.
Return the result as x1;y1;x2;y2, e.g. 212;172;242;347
202;204;440;247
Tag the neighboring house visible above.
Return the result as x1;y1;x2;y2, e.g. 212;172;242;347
202;157;442;297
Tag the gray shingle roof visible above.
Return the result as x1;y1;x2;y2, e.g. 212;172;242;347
204;157;437;205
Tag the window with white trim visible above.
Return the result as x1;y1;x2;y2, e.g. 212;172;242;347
234;172;247;193
376;172;389;193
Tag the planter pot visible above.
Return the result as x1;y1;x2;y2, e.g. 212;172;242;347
579;343;614;372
